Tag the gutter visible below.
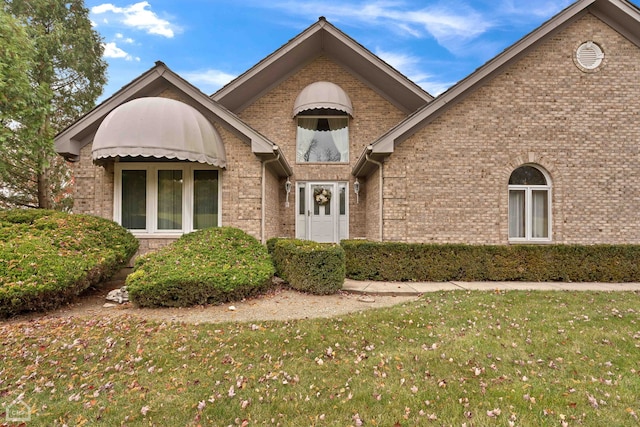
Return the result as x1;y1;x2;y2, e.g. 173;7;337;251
261;146;288;244
351;144;371;178
363;146;384;242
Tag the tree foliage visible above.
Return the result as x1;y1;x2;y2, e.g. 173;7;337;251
0;8;49;157
0;0;107;209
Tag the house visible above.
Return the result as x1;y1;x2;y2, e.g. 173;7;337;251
55;0;640;256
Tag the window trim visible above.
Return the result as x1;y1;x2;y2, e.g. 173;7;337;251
508;165;552;243
114;162;221;237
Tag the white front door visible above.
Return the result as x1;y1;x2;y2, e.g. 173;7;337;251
296;182;348;243
309;183;336;243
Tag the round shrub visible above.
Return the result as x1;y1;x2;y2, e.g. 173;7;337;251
0;209;138;318
126;227;275;308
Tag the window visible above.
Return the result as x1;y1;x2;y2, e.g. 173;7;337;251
115;163;220;235
296;116;349;163
508;165;551;242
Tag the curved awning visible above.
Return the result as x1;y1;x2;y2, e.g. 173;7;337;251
92;97;226;167
292;81;353;117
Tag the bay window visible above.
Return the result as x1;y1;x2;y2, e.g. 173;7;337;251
115;163;220;235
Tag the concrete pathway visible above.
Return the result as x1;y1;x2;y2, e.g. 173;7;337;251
343;279;640;296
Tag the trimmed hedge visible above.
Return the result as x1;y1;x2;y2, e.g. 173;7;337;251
270;239;345;294
127;227;275;307
342;240;640;282
0;209;138;318
266;237;287;278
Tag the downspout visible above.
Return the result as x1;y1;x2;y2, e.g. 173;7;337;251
364;146;384;242
261;147;281;244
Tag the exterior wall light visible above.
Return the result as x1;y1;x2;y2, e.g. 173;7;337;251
354;178;360;204
285;178;292;207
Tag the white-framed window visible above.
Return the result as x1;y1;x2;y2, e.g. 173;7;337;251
114;162;220;236
508;165;551;242
296;116;349;163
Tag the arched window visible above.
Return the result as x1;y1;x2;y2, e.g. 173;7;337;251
296;113;349;162
508;165;551;241
293;82;352;163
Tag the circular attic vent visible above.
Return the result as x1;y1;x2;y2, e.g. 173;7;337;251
576;41;604;70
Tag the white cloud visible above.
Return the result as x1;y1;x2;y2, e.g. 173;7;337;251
103;42;140;62
115;33;135;44
92;2;177;38
376;50;419;73
265;1;494;52
405;5;490;44
376;49;453;95
498;0;574;19
181;69;237;93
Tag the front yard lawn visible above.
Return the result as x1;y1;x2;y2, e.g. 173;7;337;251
1;290;639;426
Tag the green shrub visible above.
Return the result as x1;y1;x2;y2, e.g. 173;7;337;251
0;209;138;317
272;239;345;294
266;237;287;277
342;240;640;282
126;227;275;308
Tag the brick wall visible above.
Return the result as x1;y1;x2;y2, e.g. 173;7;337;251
216;125;263;239
239;54;407;239
263;167;284;241
386;13;640;244
74;144;113;219
364;167;380;241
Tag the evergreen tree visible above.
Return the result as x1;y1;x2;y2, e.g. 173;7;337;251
1;0;107;209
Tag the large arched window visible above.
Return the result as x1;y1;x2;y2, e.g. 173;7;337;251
508;165;551;241
296;113;349;162
293;82;352;163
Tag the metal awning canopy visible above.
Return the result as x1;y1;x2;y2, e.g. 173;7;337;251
292;81;353;117
92;97;226;167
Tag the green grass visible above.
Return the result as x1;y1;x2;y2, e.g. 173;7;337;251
1;291;639;426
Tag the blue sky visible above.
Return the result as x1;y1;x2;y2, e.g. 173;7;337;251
86;0;577;101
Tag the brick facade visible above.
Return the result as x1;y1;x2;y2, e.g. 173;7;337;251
70;56;405;251
65;7;640;251
385;13;640;244
75;144;113;219
238;55;407;240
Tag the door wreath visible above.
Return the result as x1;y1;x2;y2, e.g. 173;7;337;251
314;187;331;206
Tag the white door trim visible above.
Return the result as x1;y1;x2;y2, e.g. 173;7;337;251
295;181;349;243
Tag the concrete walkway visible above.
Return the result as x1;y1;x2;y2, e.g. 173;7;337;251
343;279;640;296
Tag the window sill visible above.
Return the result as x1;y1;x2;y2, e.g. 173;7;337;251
130;232;186;239
295;162;350;165
508;239;553;245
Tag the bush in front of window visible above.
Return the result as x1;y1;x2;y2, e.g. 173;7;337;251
126;227;275;307
270;239;345;295
0;209;139;318
342;240;640;282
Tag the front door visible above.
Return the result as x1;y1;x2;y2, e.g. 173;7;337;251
309;183;336;242
296;182;348;243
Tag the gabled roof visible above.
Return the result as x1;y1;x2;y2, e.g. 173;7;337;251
352;0;640;177
55;62;292;177
212;17;433;114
